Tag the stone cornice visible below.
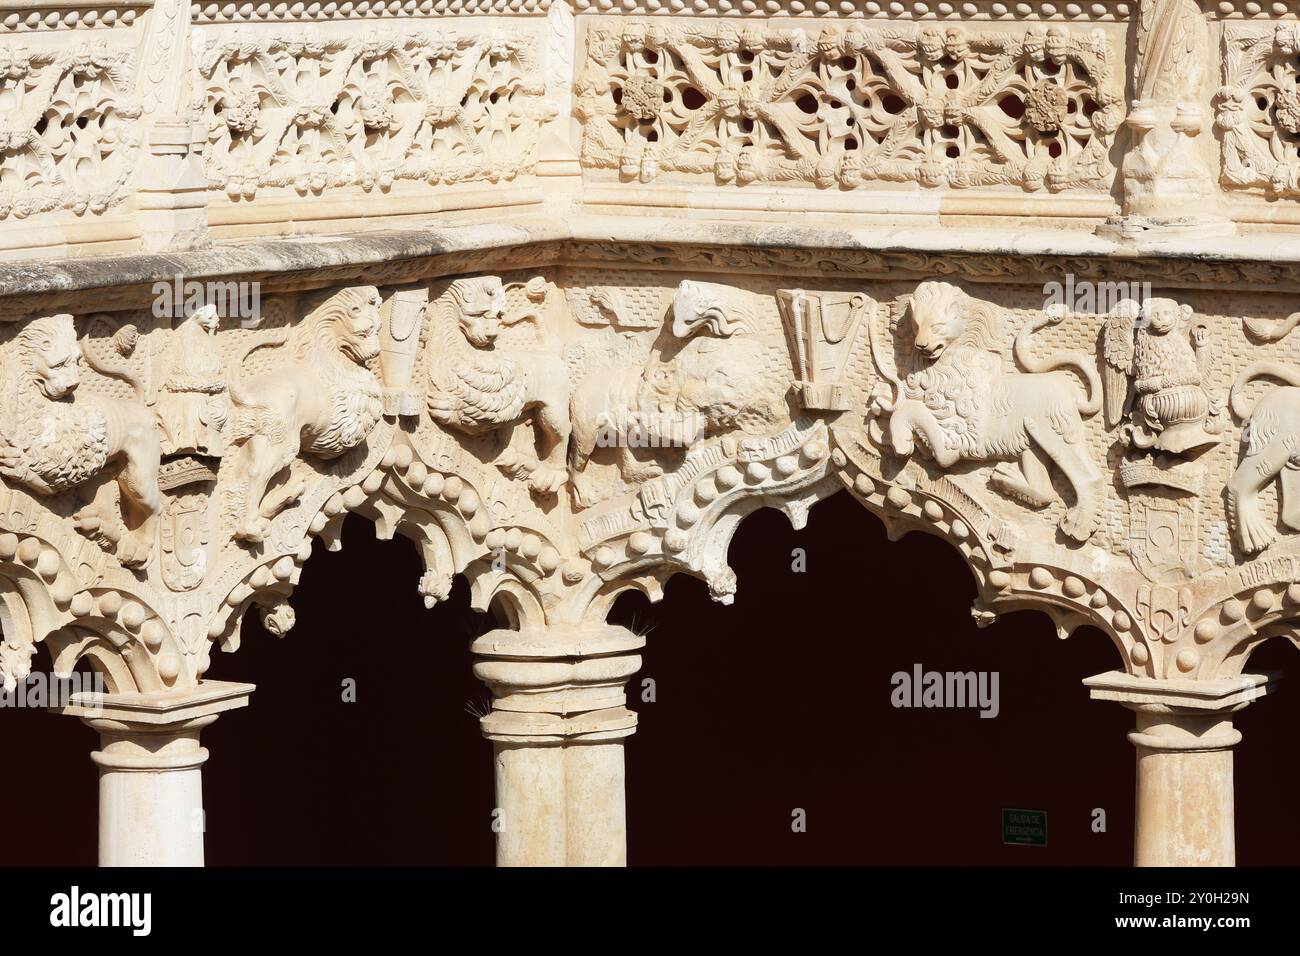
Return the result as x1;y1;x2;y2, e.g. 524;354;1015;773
6;214;1300;316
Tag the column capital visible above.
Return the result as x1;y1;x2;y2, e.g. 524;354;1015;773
472;626;643;743
1083;671;1275;717
51;679;255;734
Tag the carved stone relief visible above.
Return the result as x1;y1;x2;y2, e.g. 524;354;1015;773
194;29;552;199
0;263;1298;700
575;19;1123;191
1218;22;1300;198
0;43;142;221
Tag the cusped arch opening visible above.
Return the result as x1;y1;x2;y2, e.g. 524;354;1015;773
605;489;1132;864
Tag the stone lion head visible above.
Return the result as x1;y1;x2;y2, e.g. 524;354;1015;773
17;314;82;400
448;276;507;349
1138;297;1190;337
326;286;383;364
905;281;969;362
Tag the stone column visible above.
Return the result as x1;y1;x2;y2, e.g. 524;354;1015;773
53;681;254;867
1085;671;1274;867
472;625;643;867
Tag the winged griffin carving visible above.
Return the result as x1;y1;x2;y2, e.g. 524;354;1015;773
1100;297;1222;455
426;276;572;496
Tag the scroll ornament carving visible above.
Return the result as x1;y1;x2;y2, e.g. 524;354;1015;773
196;29;552;199
1217;23;1300;198
575;20;1122;191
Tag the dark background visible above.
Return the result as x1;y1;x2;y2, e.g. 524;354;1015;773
6;491;1299;866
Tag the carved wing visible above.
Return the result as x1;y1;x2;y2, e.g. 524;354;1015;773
1101;310;1135;429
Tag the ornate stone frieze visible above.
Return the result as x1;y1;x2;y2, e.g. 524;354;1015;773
1;262;1298;702
0;42;142;220
575;18;1124;191
194;28;552;199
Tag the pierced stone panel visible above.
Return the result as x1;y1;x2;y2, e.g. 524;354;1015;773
575;18;1124;191
195;27;552;199
1218;22;1300;198
0;42;142;221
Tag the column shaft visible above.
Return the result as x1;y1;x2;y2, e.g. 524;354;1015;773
53;680;254;868
1085;671;1272;868
95;729;209;866
472;625;643;867
1131;713;1238;867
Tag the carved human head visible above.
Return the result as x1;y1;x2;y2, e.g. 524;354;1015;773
448;277;506;349
906;281;968;361
332;286;383;364
18;314;82;400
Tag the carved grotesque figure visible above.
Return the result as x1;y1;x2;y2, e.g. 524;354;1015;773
427;276;572;495
1102;297;1222;455
0;314;162;568
569;337;773;504
671;280;754;339
1227;362;1300;554
227;286;384;544
870;281;1103;542
157;304;228;458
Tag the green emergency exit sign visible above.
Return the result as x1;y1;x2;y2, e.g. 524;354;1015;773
1002;808;1048;846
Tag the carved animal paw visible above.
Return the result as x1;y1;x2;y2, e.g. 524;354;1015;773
235;517;272;545
73;506;121;550
260;476;308;518
1058;505;1099;544
0;441;30;484
528;466;567;496
890;432;915;457
115;530;152;569
496;447;537;481
1235;509;1277;555
990;463;1053;509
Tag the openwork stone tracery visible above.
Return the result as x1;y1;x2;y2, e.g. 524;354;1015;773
2;0;1300;868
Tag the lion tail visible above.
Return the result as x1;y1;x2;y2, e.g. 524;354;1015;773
1230;362;1300;420
1014;311;1101;416
227;328;289;408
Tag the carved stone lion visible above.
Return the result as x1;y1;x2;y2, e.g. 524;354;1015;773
226;286;384;544
0;314;161;568
1227;362;1300;554
871;281;1104;542
427;276;572;495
